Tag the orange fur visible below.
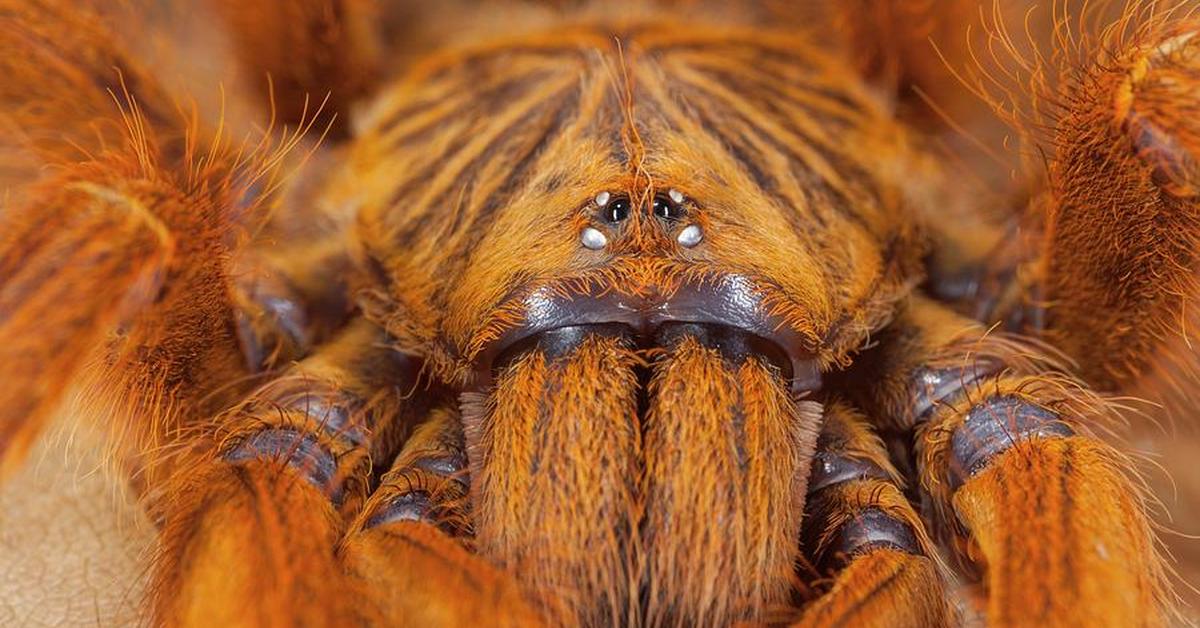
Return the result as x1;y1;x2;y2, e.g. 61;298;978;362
0;1;1194;626
341;521;544;627
1041;15;1200;392
344;22;924;381
0;0;175;175
152;458;360;627
204;0;381;137
791;401;951;625
848;297;1175;624
0;162;174;478
641;338;818;624
463;334;642;624
342;408;544;625
149;320;425;625
952;438;1166;626
791;550;948;628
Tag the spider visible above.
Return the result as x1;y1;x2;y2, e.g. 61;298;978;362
0;0;1196;625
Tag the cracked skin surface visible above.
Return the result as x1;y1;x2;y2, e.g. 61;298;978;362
0;414;151;627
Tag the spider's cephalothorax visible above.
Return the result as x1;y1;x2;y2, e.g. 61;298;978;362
341;26;920;624
0;1;1195;626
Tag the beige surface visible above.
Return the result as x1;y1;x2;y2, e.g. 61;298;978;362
0;420;153;627
1134;428;1200;624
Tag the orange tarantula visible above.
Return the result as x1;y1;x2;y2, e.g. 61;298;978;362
1;0;1198;625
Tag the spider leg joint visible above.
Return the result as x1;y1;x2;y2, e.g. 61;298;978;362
948;396;1074;489
222;429;342;500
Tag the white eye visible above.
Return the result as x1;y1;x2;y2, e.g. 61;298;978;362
594;191;611;207
668;188;684;204
581;227;608;250
677;224;703;248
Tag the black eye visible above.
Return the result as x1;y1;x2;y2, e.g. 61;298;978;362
652;195;683;221
603;198;631;223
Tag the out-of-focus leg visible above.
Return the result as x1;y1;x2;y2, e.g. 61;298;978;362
1036;19;1200;395
0;0;197;476
0;0;340;481
203;0;381;135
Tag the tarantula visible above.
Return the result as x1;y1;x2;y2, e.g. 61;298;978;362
1;0;1197;625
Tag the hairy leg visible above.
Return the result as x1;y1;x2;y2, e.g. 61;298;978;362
341;406;544;626
0;0;362;482
640;334;818;625
920;8;1200;402
0;3;457;625
1037;17;1200;396
151;320;417;626
840;296;1171;625
791;400;950;627
0;0;171;472
0;0;251;477
0;0;178;183
201;0;381;136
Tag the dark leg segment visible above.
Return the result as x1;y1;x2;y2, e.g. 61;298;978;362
792;400;950;627
340;407;544;627
151;320;418;626
356;405;468;532
839;296;1171;625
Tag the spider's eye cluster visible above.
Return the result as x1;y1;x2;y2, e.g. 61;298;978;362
593;189;688;225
